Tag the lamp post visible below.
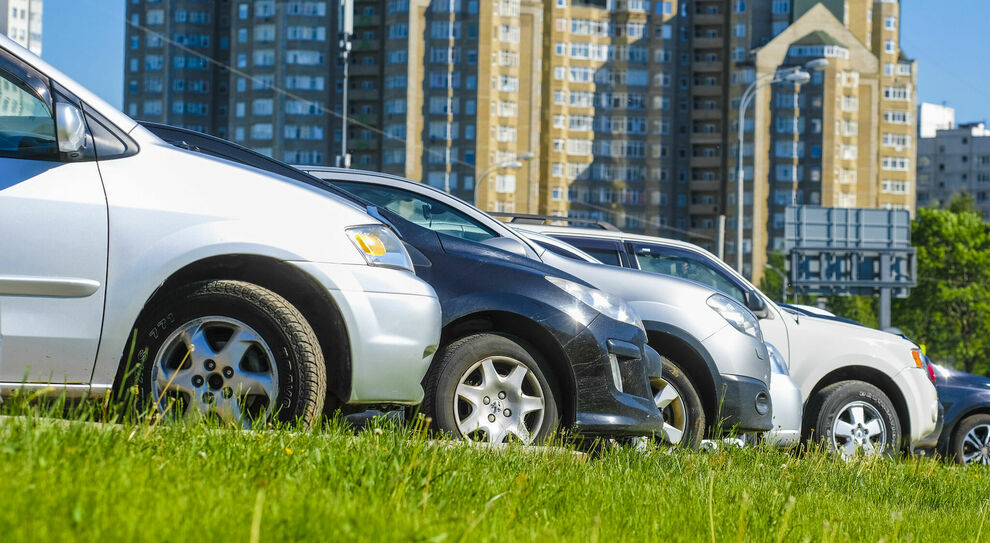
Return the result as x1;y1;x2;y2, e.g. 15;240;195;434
763;263;788;303
475;153;534;210
734;58;828;277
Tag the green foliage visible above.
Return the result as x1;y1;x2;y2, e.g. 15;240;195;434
0;408;987;542
759;251;788;302
893;197;990;375
824;296;878;329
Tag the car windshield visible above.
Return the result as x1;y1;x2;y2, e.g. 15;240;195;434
633;249;747;303
331;181;497;243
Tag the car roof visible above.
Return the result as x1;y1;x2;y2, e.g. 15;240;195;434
516;223;723;260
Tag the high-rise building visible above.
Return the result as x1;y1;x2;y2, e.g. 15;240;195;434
123;0;232;137
0;0;42;55
918;102;954;139
121;0;916;283
917;122;990;218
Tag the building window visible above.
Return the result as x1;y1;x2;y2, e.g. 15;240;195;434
881;180;910;194
771;0;790;14
884;16;896;30
881;157;910;171
884;40;896;53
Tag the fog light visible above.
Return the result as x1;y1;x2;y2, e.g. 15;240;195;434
755;391;771;416
608;354;624;393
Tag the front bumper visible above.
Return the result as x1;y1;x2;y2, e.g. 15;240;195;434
716;374;774;432
765;371;803;447
893;366;940;445
568;316;665;438
914;402;944;452
289;262;442;404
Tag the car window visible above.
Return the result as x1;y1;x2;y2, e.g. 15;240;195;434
529;238;600;263
332;181;497;242
552;236;623;266
632;245;747;303
0;65;56;160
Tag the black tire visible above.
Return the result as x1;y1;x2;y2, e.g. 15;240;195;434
951;413;990;465
649;357;705;449
805;380;901;457
123;280;326;428
421;333;559;444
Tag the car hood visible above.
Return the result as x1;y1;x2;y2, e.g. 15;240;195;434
934;365;990;391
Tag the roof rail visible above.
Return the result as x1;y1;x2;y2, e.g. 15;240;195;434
491;212;715;241
490;212;621;232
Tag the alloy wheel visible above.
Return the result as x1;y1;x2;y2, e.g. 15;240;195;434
961;424;990;465
652;377;686;445
151;316;279;427
452;356;546;444
831;401;887;458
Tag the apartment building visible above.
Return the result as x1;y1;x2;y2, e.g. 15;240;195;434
0;0;42;55
917;123;990;219
120;0;915;283
124;0;233;137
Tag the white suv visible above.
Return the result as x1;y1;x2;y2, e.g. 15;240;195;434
516;220;939;456
0;36;442;426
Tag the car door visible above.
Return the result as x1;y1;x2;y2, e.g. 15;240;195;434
0;48;108;383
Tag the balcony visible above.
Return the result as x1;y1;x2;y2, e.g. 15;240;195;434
690;131;721;144
349;88;381;101
692;108;721;120
693;60;722;72
690;155;721;168
354;14;381;27
350;64;380;76
690;178;721;191
693;10;723;25
692;37;723;50
690;203;721;215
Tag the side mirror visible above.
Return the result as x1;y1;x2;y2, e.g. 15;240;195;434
56;102;88;160
481;236;529;257
744;291;770;319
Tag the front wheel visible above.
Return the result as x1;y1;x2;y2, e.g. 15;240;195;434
649;357;705;448
127;280;326;428
805;380;901;458
951;414;990;465
422;333;559;444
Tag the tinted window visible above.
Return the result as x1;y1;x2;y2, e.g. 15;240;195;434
531;238;599;262
333;181;496;242
554;235;623;266
0;66;56;160
632;245;746;302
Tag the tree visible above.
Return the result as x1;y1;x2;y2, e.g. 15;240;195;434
892;198;990;375
759;251;787;303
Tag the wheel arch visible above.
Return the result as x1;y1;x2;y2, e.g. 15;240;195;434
440;311;577;426
116;254;351;405
807;366;910;447
644;323;720;428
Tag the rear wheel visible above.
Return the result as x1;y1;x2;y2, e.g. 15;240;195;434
805;380;901;458
127;280;326;428
649;357;705;448
951;414;990;465
422;333;559;444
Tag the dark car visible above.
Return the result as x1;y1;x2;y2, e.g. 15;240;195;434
931;365;990;465
143;123;664;444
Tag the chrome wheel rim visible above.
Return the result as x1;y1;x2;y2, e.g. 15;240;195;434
652;377;686;445
452;356;546;444
151;316;279;427
832;401;887;458
961;424;990;465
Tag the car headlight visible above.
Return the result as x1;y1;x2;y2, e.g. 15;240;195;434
766;343;789;375
545;276;643;330
345;225;414;272
707;293;761;339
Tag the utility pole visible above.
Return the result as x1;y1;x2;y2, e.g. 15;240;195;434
336;0;353;168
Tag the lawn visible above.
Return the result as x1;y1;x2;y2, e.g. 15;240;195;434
0;402;985;542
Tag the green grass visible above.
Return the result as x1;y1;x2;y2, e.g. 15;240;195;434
0;401;986;542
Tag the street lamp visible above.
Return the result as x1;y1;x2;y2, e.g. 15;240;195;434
734;58;828;276
763;263;788;303
474;153;534;209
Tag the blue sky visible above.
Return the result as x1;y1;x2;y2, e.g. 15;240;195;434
41;0;990;123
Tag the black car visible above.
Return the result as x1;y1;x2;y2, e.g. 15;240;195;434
931;365;990;465
143;123;664;444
